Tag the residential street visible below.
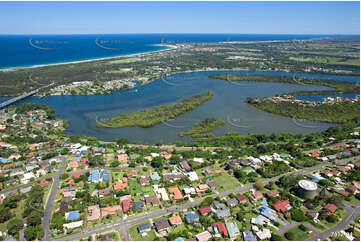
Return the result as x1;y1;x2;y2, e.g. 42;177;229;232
56;156;359;241
42;155;67;241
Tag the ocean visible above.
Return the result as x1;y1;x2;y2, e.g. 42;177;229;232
0;33;355;70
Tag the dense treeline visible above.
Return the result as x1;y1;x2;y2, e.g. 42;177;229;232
248;99;360;124
209;74;359;95
96;91;213;128
179;118;226;138
15;102;56;119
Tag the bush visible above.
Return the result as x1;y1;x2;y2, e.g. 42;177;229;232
326;214;338;223
285;231;295;240
299;224;308;231
271;234;285;241
291;209;307;222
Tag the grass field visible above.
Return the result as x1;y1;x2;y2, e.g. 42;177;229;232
213;172;241;193
108;57;142;64
129;221;156;241
289;56;359;66
284;226;312;240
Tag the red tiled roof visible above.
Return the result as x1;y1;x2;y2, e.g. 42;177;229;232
72;172;84;179
214;222;228;237
272;200;291;213
122;199;132;213
198;206;212;215
324;203;337;214
39;181;49;187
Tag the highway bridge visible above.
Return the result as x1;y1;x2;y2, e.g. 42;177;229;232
0;89;39;110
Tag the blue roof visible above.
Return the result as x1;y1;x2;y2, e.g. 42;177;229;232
309;173;325;182
243;231;258;241
260;206;277;221
0;158;11;163
185;212;199;223
151;172;161;181
100;169;108;181
134;201;144;210
66;210;79;221
138;223;151;232
88;170;99;182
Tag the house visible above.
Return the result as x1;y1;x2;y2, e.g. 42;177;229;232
88;170;99;183
185;212;199;224
307;211;319;221
20;186;32;194
331;187;349;197
87;205;101;221
225;222;240;239
256;228;271;240
114;180;127;191
21;172;35;184
98;188;111;197
180;161;191;171
266;190;279;198
150;172;161;181
39;181;49;187
259;206;278;222
101;205;121;217
251;191;265;202
196;231;212;241
187;171;199;181
183;187;196;195
154;219;170;234
163;172;184;181
127;171;137;179
69;161;78;169
346;185;358;194
122;199;132;213
207;181;220;190
237;195;248;203
251;215;270;226
193;157;204;163
92;148;105;155
118;154;129;162
243;231;258;241
324;203;337;216
169;215;182;226
140;177;150;186
212;201;230;219
65;210;80;221
308;173;325;183
133;201;144;210
72;172;84;179
310;152;319;158
100;169;109;181
63;220;83;230
145;195;160;206
153;185;169;201
196;184;209;193
199;206;212;215
272;200;291;213
213;222;228;238
168;187;183;200
226;198;239;207
138;223;151;236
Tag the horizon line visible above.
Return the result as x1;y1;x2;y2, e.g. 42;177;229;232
0;33;359;36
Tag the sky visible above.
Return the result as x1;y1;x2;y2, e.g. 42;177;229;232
0;1;359;35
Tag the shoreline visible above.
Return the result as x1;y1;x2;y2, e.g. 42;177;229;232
0;44;177;72
0;37;324;72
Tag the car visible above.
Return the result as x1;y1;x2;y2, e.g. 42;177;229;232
351;205;356;208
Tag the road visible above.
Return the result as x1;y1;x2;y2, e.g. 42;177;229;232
56;156;359;241
307;203;360;241
42;155;67;241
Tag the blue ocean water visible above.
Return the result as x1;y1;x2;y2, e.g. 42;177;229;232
0;33;355;69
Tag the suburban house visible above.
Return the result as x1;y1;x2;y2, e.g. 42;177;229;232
198;206;212;215
168;187;183;200
138;223;151;237
87;205;101;221
324;203;337;216
145;195;160;206
154;219;170;235
169;215;182;226
101;205;121;217
225;222;240;239
196;231;212;241
213;222;228;238
272;200;291;213
185;212;199;224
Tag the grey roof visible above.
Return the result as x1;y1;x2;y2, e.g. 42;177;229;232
226;198;239;207
154;219;170;231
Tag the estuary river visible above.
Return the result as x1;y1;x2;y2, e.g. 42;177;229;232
1;70;359;144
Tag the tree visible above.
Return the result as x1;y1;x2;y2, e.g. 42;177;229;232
284;231;295;240
299;224;307;231
27;211;43;226
254;181;264;190
7;218;23;235
271;234;285;241
200;197;214;207
24;226;38;241
327;214;338;223
0;206;11;223
290;209;307;222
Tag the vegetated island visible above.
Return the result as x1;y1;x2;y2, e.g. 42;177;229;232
246;98;360;124
179;118;226;138
96;91;213;128
208;74;359;96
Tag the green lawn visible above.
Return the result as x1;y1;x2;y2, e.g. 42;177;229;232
214;172;241;193
128;179;142;196
284;226;311;240
129;221;156;241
